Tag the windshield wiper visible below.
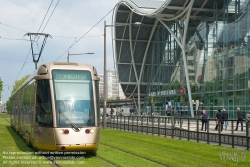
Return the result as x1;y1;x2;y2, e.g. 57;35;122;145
59;111;80;132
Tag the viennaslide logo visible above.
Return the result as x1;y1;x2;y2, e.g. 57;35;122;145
220;148;248;165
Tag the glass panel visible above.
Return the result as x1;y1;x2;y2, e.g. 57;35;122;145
36;80;53;127
95;80;100;126
52;70;95;127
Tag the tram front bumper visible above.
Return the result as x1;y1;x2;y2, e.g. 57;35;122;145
56;143;99;151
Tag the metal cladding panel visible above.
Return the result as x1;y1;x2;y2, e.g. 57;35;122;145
118;65;131;82
118;41;131;62
129;72;137;82
125;85;136;94
133;43;147;63
135;65;142;79
115;41;122;59
131;26;140;38
116;12;130;22
193;0;205;8
131;14;143;23
142;65;150;82
161;8;178;14
115;26;127;39
137;26;152;40
142;16;156;25
168;0;186;6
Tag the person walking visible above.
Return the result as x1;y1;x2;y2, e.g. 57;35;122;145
201;110;208;131
235;107;243;131
110;108;114;119
120;109;124;116
223;109;228;130
215;109;224;131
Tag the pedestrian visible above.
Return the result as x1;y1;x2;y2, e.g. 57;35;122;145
201;110;208;131
110;108;114;119
235;107;243;131
166;107;171;116
166;99;171;116
133;106;137;115
222;109;228;130
215;109;224;131
121;109;124;116
130;108;133;116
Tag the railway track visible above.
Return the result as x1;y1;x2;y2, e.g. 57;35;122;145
100;143;168;167
93;155;117;167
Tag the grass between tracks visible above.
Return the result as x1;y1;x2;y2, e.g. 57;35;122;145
99;129;250;167
1;113;249;167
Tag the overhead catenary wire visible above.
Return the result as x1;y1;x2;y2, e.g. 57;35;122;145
32;0;54;53
54;5;117;62
0;36;32;41
36;0;54;35
34;0;59;59
0;21;27;33
40;0;60;33
0;56;33;63
0;21;103;39
3;0;60;101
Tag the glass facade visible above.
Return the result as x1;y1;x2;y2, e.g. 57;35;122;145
145;1;250;119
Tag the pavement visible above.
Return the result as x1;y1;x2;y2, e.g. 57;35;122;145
108;116;250;136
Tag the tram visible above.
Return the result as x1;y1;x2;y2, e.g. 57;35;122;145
9;62;100;155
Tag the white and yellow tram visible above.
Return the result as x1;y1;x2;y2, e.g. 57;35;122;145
9;62;100;155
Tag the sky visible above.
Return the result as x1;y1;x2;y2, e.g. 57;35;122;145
0;0;119;103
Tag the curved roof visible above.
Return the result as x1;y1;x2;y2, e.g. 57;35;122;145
114;0;231;99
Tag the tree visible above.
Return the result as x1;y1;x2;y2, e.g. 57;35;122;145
0;77;3;99
10;75;29;95
6;100;10;111
6;75;30;111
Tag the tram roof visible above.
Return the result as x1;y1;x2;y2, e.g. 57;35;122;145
114;0;234;99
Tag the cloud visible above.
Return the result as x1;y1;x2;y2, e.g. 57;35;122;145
0;0;119;103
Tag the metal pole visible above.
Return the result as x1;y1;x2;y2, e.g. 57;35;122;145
103;21;107;129
67;51;69;62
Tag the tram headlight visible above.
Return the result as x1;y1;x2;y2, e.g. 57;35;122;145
59;129;64;134
58;129;69;134
85;129;95;134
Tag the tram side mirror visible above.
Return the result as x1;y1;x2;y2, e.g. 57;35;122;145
93;76;100;81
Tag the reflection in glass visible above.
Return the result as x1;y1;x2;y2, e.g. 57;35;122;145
52;70;95;127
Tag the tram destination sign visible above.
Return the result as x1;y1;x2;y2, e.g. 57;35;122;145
53;70;89;80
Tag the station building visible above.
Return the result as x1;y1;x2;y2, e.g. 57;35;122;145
113;0;250;118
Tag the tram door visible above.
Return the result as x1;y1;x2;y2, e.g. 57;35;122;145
228;98;234;120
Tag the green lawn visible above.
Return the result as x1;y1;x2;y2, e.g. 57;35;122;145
1;113;249;167
0;114;107;167
99;129;249;167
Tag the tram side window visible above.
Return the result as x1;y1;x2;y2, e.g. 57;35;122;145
36;80;53;127
24;83;35;123
95;80;100;126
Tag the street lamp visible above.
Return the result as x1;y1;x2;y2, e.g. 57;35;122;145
103;21;141;129
67;51;94;62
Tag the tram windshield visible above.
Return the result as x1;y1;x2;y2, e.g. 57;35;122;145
52;70;95;127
